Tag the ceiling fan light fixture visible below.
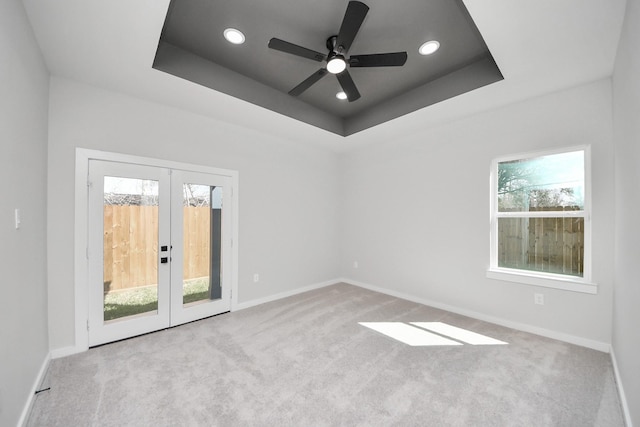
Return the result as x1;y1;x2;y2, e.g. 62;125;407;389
327;55;347;74
336;91;348;100
223;28;245;45
419;40;440;55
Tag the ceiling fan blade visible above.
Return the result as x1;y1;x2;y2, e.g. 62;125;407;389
289;69;329;96
336;69;361;102
268;38;326;62
336;1;369;53
348;52;408;67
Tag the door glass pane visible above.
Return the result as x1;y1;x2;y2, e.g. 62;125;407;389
182;184;222;306
103;177;159;322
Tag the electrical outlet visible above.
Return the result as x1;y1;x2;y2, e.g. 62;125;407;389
353;261;358;269
253;273;259;283
534;293;544;305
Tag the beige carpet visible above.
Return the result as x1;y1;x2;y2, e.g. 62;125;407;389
28;283;623;426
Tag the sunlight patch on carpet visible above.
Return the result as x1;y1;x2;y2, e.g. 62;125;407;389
359;322;508;346
359;322;461;346
411;322;508;345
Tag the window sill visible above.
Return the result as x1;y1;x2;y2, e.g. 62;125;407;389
486;268;597;294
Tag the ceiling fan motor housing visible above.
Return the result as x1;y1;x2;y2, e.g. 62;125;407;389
326;35;343;53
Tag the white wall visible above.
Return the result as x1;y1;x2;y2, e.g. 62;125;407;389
612;0;640;423
47;77;340;351
0;0;50;425
340;79;615;347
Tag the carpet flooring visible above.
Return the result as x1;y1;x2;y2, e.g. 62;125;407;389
27;283;624;426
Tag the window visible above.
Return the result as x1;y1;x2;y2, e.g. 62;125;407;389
488;147;596;293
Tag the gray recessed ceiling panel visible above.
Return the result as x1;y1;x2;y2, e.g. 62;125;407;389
153;0;503;136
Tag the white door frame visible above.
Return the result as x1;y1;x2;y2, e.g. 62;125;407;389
75;148;239;352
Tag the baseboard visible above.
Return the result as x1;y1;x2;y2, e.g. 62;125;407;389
340;278;611;353
50;345;84;359
610;347;634;427
17;352;50;427
233;278;340;311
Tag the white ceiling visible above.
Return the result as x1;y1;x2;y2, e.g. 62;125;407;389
22;0;627;152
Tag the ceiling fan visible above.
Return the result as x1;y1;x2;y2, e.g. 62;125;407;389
268;1;408;102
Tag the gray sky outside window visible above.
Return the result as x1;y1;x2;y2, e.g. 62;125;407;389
182;184;223;208
104;177;158;196
498;151;584;212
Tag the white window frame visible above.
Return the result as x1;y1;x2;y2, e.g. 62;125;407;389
487;145;597;294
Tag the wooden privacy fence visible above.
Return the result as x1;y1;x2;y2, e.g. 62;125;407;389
498;214;584;276
103;205;210;292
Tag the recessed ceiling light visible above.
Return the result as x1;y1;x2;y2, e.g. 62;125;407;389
419;40;440;55
223;28;245;45
336;91;348;100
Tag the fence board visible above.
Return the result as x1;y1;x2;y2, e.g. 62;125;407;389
498;213;584;277
103;205;210;291
183;206;210;281
103;206;113;292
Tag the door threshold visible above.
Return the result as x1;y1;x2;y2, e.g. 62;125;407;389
89;311;231;349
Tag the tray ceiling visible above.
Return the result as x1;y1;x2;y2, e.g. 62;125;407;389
153;0;503;136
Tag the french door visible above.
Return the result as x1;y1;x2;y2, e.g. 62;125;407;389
87;160;232;346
